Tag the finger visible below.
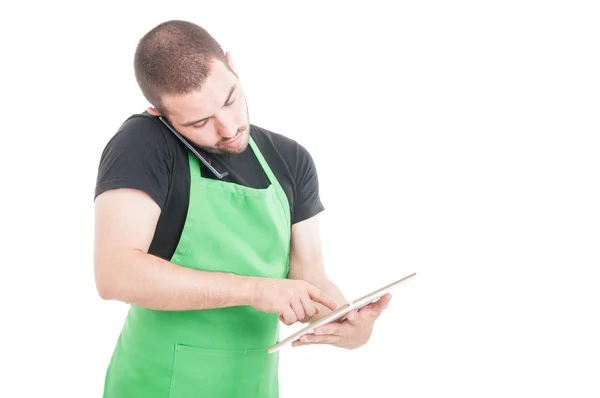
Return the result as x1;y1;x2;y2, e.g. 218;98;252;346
358;294;393;317
314;322;341;336
376;293;392;309
281;307;297;326
299;334;340;345
292;339;305;347
345;310;360;324
299;295;316;321
308;288;339;311
291;298;306;323
292;336;308;347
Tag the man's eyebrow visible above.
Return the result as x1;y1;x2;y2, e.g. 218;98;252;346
180;84;237;127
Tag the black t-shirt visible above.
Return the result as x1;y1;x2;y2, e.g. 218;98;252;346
95;112;324;261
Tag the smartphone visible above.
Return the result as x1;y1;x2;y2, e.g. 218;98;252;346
158;116;229;179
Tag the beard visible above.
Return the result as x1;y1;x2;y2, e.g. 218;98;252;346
200;124;249;155
201;105;250;156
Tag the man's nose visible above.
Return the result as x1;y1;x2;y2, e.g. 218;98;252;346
214;114;237;138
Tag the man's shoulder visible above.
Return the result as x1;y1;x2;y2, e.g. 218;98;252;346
101;111;179;156
115;111;169;142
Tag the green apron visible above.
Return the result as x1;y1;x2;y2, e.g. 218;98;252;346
103;135;291;397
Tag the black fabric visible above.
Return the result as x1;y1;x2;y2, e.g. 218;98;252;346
95;112;324;260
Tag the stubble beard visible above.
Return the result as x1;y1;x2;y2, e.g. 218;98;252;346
202;104;251;156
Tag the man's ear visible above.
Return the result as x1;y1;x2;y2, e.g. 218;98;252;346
225;51;239;78
147;107;161;116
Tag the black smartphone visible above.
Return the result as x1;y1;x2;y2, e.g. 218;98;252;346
158;116;229;179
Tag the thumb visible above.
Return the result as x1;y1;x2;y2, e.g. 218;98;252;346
346;310;360;323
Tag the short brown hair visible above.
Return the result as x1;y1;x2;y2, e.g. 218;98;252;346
133;20;228;114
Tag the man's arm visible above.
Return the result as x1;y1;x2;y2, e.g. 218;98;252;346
287;215;347;320
94;187;338;320
94;188;257;310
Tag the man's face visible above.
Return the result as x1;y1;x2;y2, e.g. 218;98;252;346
154;57;250;155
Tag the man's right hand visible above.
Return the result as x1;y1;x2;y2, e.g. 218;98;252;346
249;279;339;325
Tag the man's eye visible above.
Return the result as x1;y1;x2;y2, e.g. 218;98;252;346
193;120;209;128
225;97;236;107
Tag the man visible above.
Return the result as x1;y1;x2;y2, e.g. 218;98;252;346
94;20;392;397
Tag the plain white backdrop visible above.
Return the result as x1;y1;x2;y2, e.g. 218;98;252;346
1;1;599;396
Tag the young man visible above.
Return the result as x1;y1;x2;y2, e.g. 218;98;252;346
94;20;391;397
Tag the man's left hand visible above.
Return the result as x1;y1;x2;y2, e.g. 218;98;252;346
291;293;392;350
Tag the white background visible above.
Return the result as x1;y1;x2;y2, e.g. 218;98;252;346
1;1;599;397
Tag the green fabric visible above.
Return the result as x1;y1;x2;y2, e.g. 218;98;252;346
103;136;291;397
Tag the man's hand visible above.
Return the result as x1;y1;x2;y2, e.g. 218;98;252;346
291;293;392;349
249;278;339;325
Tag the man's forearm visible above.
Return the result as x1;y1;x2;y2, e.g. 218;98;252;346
96;250;258;311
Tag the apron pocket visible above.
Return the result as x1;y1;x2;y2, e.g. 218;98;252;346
168;343;279;398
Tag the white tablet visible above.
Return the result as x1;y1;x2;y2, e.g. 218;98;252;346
267;272;416;353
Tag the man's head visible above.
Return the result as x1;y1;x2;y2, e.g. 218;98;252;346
134;20;250;154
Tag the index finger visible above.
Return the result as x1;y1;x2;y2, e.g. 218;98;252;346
308;288;339;311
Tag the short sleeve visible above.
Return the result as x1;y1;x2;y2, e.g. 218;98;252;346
94;115;172;210
293;143;325;224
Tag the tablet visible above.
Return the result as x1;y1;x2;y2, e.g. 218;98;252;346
267;272;416;353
